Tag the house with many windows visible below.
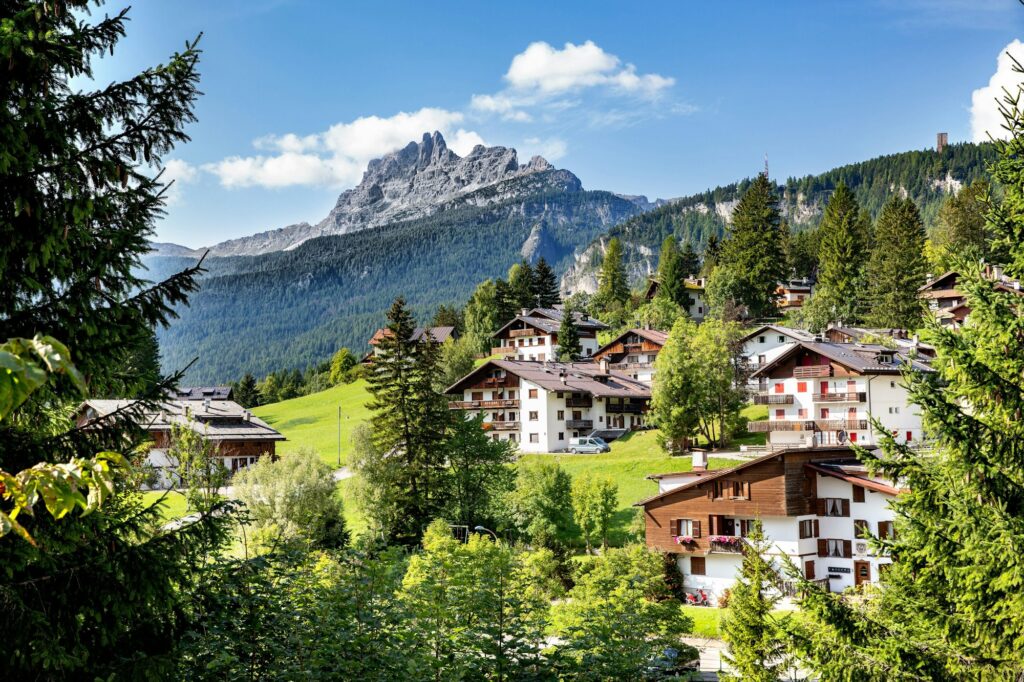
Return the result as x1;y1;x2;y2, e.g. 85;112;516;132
747;341;932;448
638;446;900;600
77;398;285;489
738;324;816;376
591;328;668;384
445;358;651;453
490;307;608;361
919;267;1023;328
775;279;814;309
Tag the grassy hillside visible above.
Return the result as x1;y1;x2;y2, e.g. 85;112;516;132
251;380;373;466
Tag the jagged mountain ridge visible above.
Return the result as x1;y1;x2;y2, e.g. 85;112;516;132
203;132;573;256
561;141;997;294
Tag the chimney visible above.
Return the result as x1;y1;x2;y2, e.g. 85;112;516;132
691;449;708;472
520;308;530;317
203;398;211;412
599;358;610;374
581;312;589;321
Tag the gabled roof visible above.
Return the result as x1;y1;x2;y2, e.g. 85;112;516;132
750;340;934;378
804;461;904;496
739;324;816;344
79;399;285;442
634;446;864;506
918;270;958;293
528;307;609;330
369;325;456;346
445;359;651;399
594;328;670;356
173;386;233;401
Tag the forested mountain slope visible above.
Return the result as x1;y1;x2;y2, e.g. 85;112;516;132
153;181;639;382
561;142;996;292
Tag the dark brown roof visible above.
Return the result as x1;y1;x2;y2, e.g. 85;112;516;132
634;446;865;506
446;359;651;399
369;326;456;346
750;340;934;378
528;307;609;330
594;328;670;356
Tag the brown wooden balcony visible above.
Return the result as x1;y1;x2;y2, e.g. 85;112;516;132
813;392;866;402
815;418;868;431
508;328;538;338
709;537;745;553
606;402;645;414
489;420;520;431
565;397;593;408
480;376;519;389
450;399;520;409
793;365;832;379
609;361;655;370
490;345;518;356
753;393;794;405
746;419;816;433
566;419;594;429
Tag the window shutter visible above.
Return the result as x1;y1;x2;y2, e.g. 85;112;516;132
743;481;751;499
853;485;865;503
817;539;827;557
670;518;679;536
692;520;702;538
815;498;826;516
813;519;819;537
843;540;853;558
841;499;851;517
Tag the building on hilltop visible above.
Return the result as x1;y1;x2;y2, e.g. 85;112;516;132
747;341;933;449
591;328;669;384
445;358;651;452
490;307;608;361
775;278;814;309
637;446;900;600
643;276;707;320
77;399;285;489
362;325;458;362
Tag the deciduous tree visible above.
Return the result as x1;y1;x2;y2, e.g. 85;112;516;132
571;474;619;551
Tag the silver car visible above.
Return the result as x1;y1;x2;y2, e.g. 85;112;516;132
568;436;610;454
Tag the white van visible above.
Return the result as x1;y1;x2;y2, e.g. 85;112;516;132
568;436;610;454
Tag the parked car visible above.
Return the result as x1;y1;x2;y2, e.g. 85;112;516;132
568;436;610;454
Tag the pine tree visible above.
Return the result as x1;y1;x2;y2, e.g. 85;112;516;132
597;237;631;307
508;261;536;311
0;3;234;676
431;304;464;334
531;256;561;308
362;297;450;545
556;303;582;362
718;174;789;318
802;183;869;331
234;372;260;407
701;233;722;276
789;57;1024;680
657;236;693;311
720;521;788;681
679;240;700;280
930;179;991;270
494;278;518;327
864;196;927;329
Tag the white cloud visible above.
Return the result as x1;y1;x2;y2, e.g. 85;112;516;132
160;159;198;204
522;136;568;161
203;107;484;189
971;40;1024;143
469;40;676;125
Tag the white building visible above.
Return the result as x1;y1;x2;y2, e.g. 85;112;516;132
747;341;932;448
491;307;608;361
644;277;707;321
591;328;669;385
738;324;816;375
639;446;900;600
446;359;651;453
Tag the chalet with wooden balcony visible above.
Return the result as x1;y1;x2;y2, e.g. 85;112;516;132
445;358;651;453
637;446;902;600
748;341;933;449
76;399;285;489
643;276;707;320
362;325;458;363
775;278;814;308
918;267;1023;328
490;307;608;361
591;328;668;384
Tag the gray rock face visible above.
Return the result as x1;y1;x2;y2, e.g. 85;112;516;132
204;132;567;257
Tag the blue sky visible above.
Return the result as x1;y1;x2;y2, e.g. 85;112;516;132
85;1;1023;247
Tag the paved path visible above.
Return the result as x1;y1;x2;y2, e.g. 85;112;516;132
682;636;726;678
333;467;353;481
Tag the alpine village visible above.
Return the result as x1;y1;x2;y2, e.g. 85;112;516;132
4;2;1024;680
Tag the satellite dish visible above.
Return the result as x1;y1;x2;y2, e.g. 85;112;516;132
837;429;848;444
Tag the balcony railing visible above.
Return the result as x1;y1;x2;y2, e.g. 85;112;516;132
508;328;537;338
815;418;868;431
608;361;654;370
813;392;866;402
746;419;816;433
566;419;594;430
709;537;745;553
481;376;519;389
489;421;520;431
793;365;832;379
606;402;644;414
448;398;520;410
781;577;831;597
565;397;593;408
490;345;518;356
753;393;794;405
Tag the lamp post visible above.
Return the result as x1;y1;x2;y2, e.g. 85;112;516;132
474;525;505;681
